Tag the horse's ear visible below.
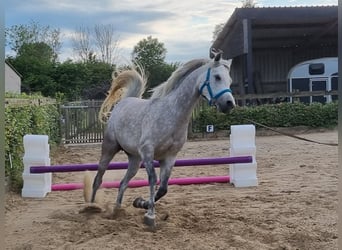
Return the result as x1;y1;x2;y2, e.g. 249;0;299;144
211;48;223;62
214;52;221;62
226;59;232;68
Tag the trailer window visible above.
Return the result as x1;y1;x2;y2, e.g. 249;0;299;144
309;63;324;75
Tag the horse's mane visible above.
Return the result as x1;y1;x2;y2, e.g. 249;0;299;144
150;58;210;98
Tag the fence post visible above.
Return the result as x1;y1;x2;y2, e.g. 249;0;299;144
229;124;258;187
22;135;51;198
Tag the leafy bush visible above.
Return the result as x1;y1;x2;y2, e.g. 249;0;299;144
192;102;338;133
5;95;60;191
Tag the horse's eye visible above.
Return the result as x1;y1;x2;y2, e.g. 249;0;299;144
214;75;221;81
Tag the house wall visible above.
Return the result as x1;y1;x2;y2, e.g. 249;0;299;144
5;63;21;94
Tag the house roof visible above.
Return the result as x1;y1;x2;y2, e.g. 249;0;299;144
5;60;22;78
211;6;338;59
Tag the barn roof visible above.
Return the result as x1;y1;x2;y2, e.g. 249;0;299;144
211;6;338;59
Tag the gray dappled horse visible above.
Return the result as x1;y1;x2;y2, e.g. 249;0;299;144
91;50;235;229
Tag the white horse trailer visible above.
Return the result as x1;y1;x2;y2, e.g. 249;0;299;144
287;57;338;103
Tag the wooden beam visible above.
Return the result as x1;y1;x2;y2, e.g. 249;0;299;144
234;90;338;100
243;18;254;94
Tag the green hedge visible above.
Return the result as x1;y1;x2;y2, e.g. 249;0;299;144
192;102;338;133
5;96;61;191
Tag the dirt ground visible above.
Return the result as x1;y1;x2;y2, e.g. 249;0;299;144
5;130;338;250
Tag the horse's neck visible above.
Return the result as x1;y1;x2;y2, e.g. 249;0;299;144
166;73;201;121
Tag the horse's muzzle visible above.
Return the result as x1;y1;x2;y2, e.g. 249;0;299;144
219;100;235;114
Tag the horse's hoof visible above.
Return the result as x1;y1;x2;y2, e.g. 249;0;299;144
144;213;156;231
133;197;144;208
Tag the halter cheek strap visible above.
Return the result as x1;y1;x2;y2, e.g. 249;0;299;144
199;68;232;105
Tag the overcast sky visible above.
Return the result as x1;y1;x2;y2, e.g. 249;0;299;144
5;0;338;64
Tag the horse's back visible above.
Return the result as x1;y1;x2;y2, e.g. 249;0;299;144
105;96;187;158
105;97;150;153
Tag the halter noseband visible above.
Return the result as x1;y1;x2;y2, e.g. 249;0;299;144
199;68;232;105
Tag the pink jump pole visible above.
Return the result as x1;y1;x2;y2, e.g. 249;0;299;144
51;175;230;191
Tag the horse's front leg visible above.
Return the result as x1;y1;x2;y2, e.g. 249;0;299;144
133;146;157;228
143;160;157;227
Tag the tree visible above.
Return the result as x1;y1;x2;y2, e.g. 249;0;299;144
94;24;120;64
8;42;57;96
5;21;62;96
71;25;93;63
212;23;225;42
17;42;55;62
52;60;87;100
5;21;115;100
132;36;167;70
82;61;114;99
53;60;114;100
241;0;257;7
144;62;179;97
72;24;120;64
131;36;173;91
6;20;61;61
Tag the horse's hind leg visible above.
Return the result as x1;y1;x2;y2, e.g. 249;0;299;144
91;137;120;203
115;155;141;209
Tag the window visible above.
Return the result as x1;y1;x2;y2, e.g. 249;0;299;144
309;63;324;75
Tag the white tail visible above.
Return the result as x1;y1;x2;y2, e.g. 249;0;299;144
83;171;93;203
83;171;103;203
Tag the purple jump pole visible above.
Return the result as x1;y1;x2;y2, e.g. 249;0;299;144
30;156;252;174
51;175;230;191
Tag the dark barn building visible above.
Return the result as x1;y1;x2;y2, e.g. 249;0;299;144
210;6;338;105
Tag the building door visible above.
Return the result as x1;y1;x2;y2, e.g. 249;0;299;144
310;78;327;103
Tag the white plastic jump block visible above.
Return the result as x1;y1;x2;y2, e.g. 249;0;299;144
229;124;258;187
22;135;51;198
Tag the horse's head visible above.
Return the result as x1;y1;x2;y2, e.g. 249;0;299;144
199;50;235;113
